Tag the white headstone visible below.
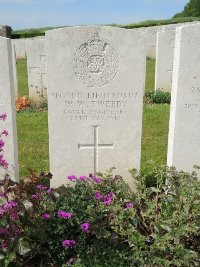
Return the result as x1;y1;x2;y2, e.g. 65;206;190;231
163;24;178;31
26;38;47;105
46;26;146;188
0;37;19;181
167;23;200;173
11;40;18;98
14;38;26;60
146;26;164;58
155;30;175;92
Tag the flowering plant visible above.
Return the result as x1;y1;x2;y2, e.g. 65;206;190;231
0;166;199;266
0;111;200;266
0;114;199;266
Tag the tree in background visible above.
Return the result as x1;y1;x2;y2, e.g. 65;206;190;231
173;0;200;18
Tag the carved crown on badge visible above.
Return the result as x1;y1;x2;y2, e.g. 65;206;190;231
88;33;105;54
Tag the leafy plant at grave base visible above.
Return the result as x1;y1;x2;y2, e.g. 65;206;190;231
38;99;48;110
15;96;31;112
145;89;171;104
0;161;199;267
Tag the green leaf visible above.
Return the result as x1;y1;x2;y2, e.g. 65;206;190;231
15;238;31;256
0;255;5;261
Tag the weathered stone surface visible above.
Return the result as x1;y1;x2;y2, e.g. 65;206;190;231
0;37;19;181
46;26;146;188
13;38;26;60
146;26;164;58
26;38;47;105
11;40;18;98
155;30;175;92
167;23;200;173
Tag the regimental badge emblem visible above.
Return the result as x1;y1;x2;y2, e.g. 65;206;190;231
73;33;119;87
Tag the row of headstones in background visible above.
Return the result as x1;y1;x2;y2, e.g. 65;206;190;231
13;23;199;106
0;37;19;181
155;30;175;92
1;24;200;187
26;37;47;105
12;39;26;60
146;22;200;59
168;23;200;174
12;36;45;61
155;22;200;92
11;37;47;106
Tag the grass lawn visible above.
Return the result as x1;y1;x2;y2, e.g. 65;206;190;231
16;58;170;178
16;59;29;98
145;58;155;93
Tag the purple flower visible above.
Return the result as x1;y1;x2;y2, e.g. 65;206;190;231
41;213;51;219
79;175;87;182
57;211;72;219
94;191;102;200
0;227;9;236
0;240;8;249
107;192;114;198
36;184;48;190
80;222;90;233
32;194;39;199
0;156;8;169
3;201;18;210
89;173;93;177
12;225;21;236
62;239;76;248
124;202;133;209
9;212;18;221
0;113;7;121
67;175;77;181
93;177;101;184
1;130;8;137
103;196;112;205
0;139;5;150
47;188;53;194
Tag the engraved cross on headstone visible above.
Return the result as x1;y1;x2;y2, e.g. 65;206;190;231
78;125;114;174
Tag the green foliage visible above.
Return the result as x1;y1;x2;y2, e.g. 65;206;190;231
0;167;200;266
12;32;45;39
174;0;200;18
12;27;61;39
145;90;171;104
